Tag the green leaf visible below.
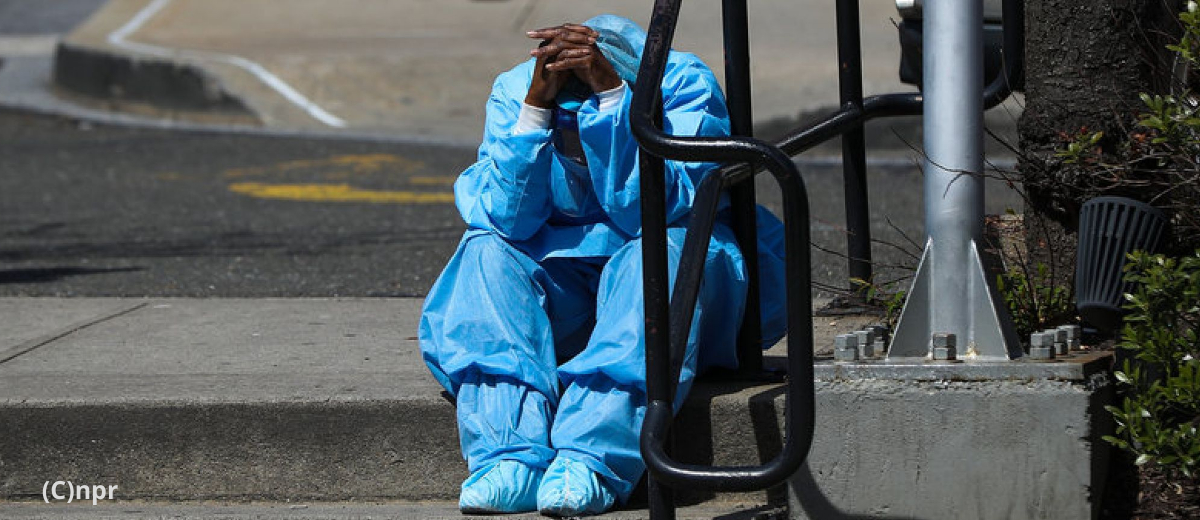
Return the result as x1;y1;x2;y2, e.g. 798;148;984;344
1102;436;1130;450
1136;454;1154;465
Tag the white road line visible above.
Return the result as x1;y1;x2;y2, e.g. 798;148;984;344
107;0;346;128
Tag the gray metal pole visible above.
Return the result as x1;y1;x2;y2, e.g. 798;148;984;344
886;0;1022;361
925;0;982;337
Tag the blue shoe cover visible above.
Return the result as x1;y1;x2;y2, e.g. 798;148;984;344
459;460;543;514
536;458;616;517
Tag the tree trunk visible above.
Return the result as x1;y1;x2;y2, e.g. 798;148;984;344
1018;0;1184;284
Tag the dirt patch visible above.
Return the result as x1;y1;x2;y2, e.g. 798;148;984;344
1134;466;1200;519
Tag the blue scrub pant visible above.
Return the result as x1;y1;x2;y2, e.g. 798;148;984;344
419;226;748;502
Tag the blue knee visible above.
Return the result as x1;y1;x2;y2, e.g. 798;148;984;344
419;231;556;398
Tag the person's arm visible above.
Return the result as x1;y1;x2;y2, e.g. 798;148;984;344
455;28;591;240
453;66;555;241
577;55;731;236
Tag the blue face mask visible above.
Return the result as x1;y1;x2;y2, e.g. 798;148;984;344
552;107;587;167
552;75;591;167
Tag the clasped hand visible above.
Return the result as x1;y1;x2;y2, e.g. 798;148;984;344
524;24;622;109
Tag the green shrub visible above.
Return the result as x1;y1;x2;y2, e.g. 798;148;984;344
996;262;1074;338
850;277;907;330
1104;250;1200;477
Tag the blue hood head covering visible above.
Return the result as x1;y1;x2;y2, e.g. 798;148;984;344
554;15;646;111
585;14;645;86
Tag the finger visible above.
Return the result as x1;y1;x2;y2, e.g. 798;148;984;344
531;39;567;57
528;25;596;44
526;26;565;39
553;28;596;45
531;38;590;57
529;32;589;48
562;23;600;38
556;47;592;59
545;55;592;71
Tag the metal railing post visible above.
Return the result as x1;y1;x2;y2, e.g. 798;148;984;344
836;0;872;291
638;90;676;519
721;0;764;375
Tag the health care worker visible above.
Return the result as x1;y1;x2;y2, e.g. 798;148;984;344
419;14;786;517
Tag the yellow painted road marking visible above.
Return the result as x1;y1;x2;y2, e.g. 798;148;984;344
229;183;455;204
223;154;425;179
409;176;458;186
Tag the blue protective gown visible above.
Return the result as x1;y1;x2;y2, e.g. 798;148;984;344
419;15;787;503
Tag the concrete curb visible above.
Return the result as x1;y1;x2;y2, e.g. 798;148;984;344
0;501;782;520
0;384;786;504
0;398;463;501
52;40;252;116
46;0;259;122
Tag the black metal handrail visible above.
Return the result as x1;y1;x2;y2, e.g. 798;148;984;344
632;0;815;494
632;0;1024;516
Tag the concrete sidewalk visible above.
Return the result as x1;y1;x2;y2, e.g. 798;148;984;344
0;297;871;505
0;502;781;520
51;0;919;143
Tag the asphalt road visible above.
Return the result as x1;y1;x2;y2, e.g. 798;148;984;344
0;110;472;296
0;0;105;35
0;108;1026;298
